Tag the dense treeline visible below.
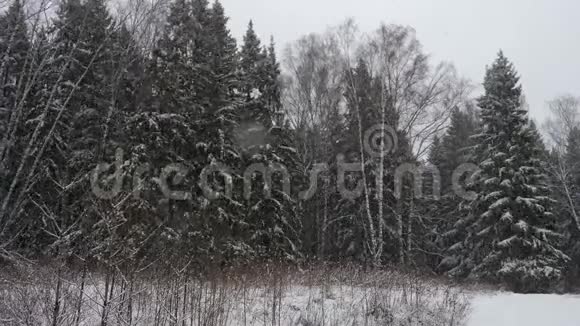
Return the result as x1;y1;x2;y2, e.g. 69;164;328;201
0;0;578;293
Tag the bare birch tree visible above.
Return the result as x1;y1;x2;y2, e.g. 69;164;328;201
543;95;580;152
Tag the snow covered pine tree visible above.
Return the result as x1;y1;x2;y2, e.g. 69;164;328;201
453;51;569;292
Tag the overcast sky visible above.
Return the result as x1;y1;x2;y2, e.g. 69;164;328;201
221;0;579;122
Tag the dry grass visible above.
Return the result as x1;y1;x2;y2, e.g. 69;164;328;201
0;262;471;326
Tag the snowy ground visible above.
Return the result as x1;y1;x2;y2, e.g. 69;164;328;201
469;292;580;326
0;266;471;325
3;263;580;325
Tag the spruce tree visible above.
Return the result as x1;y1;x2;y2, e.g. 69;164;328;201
207;0;238;111
433;106;480;271
46;0;118;261
239;25;303;261
459;52;568;292
0;0;30;203
140;0;205;265
343;58;413;264
565;127;580;186
438;106;479;193
560;127;580;280
341;59;384;261
239;21;272;123
144;0;249;265
150;0;198;114
196;1;248;265
0;0;81;255
0;0;30;91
